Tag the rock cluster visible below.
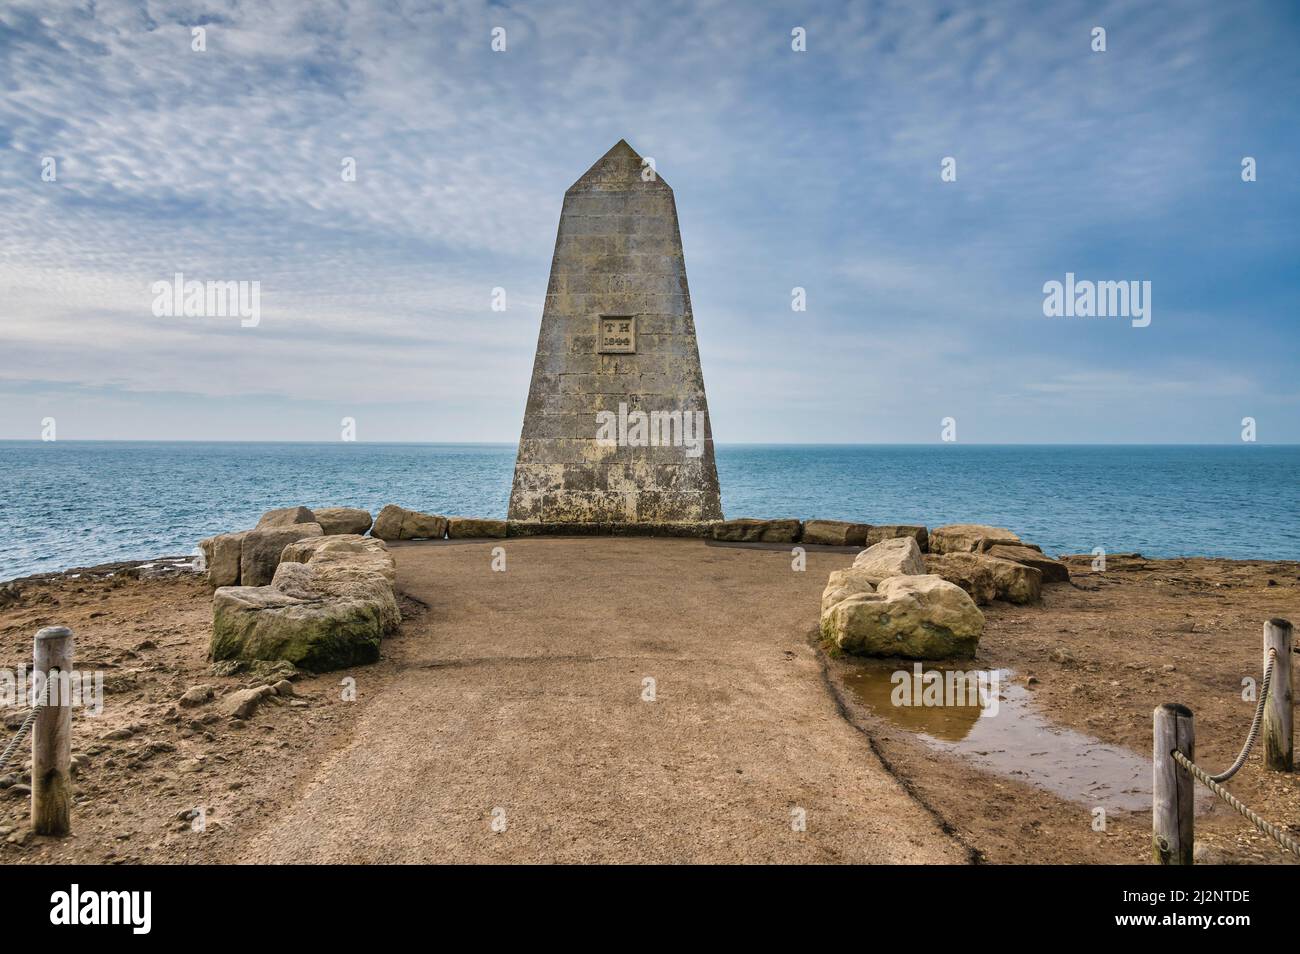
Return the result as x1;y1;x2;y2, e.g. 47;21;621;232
820;523;1071;659
197;504;513;673
210;533;398;672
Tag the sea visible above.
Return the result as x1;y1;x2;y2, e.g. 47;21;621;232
1;442;1297;581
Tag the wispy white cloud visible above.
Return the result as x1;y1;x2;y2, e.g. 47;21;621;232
1;0;1297;442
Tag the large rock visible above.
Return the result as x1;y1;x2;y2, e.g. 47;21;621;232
820;567;877;615
925;552;1043;605
256;506;318;529
851;536;925;584
210;561;396;672
198;531;248;587
313;507;374;536
985;544;1070;583
447;517;508;539
929;524;1023;555
711;518;803;543
239;524;323;587
371;505;448;541
281;535;396;583
802;520;870;547
865;524;929;553
821;574;984;659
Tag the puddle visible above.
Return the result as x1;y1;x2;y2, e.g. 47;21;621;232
842;662;1153;813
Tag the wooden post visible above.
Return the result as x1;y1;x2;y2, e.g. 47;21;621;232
1152;703;1194;865
32;626;73;836
1263;618;1293;772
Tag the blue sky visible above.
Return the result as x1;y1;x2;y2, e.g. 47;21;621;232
1;0;1297;443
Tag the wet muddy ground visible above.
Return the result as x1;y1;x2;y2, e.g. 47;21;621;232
824;553;1300;864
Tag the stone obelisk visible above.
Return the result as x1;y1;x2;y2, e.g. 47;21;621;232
508;140;723;529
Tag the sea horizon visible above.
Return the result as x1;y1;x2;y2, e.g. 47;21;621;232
4;439;1298;447
3;441;1297;580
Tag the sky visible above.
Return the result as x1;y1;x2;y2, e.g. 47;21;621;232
1;0;1297;444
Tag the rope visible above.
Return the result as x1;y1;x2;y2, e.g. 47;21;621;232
0;675;52;774
1173;750;1300;858
1207;647;1277;783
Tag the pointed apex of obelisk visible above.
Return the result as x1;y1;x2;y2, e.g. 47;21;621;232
567;138;670;193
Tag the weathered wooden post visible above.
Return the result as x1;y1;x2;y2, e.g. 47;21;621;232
32;625;73;836
1152;702;1195;865
1264;618;1293;772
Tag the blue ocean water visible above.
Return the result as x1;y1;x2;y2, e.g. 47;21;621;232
0;442;1297;580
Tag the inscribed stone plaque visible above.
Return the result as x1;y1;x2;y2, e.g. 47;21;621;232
598;315;636;354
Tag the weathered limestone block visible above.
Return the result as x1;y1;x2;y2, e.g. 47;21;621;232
447;517;508;539
985;544;1070;583
281;535;396;583
371;504;447;541
313;507;373;536
210;557;398;672
508;140;722;526
851;536;926;584
711;518;803;543
821;567;878;615
256;506;318;528
820;575;984;659
239;524;323;587
802;520;871;547
929;524;1023;555
198;531;248;587
865;524;930;553
925;552;1043;605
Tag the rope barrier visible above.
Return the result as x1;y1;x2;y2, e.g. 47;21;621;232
0;675;52;774
1165;646;1299;859
1173;750;1300;858
1206;647;1277;784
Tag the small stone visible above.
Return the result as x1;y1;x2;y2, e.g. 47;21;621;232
219;687;269;719
176;759;204;774
272;679;294;697
178;685;213;708
1049;647;1076;666
101;727;134;741
1162;663;1177;672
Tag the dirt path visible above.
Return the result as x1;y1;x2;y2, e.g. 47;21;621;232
231;538;968;863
